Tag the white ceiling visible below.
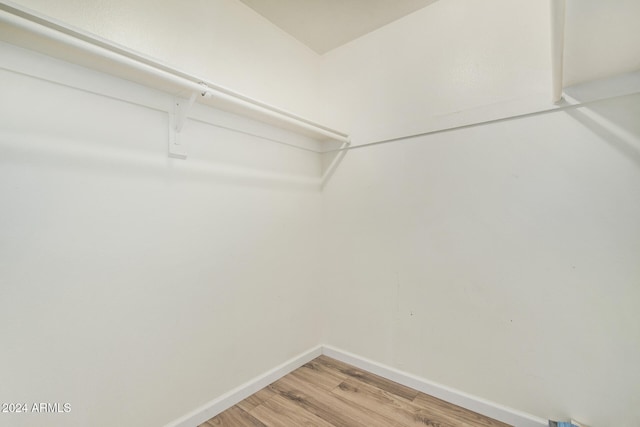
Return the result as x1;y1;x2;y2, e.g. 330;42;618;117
238;0;439;54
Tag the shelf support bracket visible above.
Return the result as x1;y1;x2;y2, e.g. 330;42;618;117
168;87;205;159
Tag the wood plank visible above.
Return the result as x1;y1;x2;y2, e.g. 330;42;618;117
269;372;399;427
200;405;267;427
413;393;511;427
315;355;419;401
300;358;349;388
332;379;457;427
249;394;335;427
289;364;344;391
237;386;277;412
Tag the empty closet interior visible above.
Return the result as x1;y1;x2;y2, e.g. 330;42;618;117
1;1;639;426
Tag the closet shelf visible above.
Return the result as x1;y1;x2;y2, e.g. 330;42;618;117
0;1;350;155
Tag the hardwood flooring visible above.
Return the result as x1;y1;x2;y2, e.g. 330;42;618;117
199;355;511;427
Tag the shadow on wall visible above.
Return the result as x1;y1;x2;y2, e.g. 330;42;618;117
0;65;333;193
563;92;640;170
0;132;324;193
320;140;350;190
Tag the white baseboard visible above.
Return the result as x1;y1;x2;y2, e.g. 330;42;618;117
163;345;323;427
322;345;547;427
164;343;547;427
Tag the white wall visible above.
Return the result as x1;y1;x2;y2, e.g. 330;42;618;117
564;0;640;86
320;1;640;426
9;0;324;121
320;0;551;145
0;44;325;427
2;0;640;426
321;93;640;427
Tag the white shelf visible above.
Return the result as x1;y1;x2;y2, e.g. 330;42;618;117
0;1;350;147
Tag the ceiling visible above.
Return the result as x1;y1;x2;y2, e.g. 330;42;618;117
238;0;439;54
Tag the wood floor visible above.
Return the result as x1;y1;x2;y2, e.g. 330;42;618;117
198;355;511;427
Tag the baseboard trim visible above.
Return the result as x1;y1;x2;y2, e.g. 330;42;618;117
163;345;323;427
322;345;547;427
164;343;547;427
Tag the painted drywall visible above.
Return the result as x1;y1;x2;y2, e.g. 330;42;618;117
564;0;640;86
2;0;640;426
0;44;325;427
319;1;640;426
320;0;551;146
321;91;640;427
7;0;324;121
236;0;439;54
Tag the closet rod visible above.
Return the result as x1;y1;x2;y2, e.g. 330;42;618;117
323;91;640;153
0;1;350;144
